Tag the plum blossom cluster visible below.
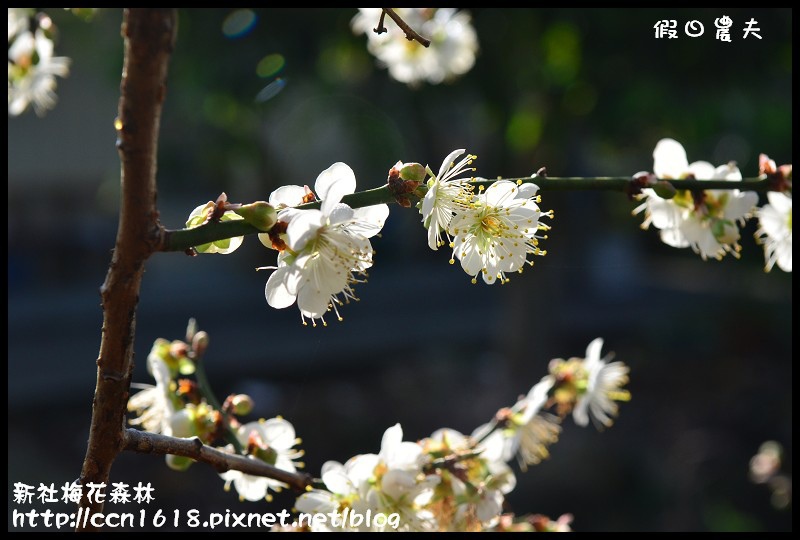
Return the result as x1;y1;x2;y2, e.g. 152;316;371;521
127;332;629;530
184;151;551;324
351;8;478;86
633;138;792;272
8;8;71;116
418;149;553;285
288;337;629;532
127;322;305;502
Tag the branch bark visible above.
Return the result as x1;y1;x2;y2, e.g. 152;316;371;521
123;429;315;492
77;8;177;531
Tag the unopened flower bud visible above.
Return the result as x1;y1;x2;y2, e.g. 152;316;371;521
399;162;426;183
233;201;278;232
652;180;677;200
192;331;209;358
231;394;254;416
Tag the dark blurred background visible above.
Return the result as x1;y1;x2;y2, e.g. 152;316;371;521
8;8;792;532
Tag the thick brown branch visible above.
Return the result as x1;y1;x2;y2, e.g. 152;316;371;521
123;429;315;492
381;8;431;47
78;9;177;531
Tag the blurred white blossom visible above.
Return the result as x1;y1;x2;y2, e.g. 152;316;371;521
634;138;758;260
220;418;304;502
352;8;478;86
572;338;630;429
755;192;792;272
8;10;70;116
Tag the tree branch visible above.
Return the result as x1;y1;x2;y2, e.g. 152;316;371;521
381;8;431;47
123;429;315;492
158;176;773;253
77;9;177;531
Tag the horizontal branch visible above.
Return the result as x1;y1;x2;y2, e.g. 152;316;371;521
157;176;773;253
123;428;314;492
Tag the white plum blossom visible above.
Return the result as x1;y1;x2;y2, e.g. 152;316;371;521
220;418;304;502
634;138;758;260
472;375;560;472
420;148;475;250
755;192;792;272
352;8;478;86
573;338;631;429
260;162;389;326
362;423;440;531
449;180;550;284
297;423;438;531
8;19;70;116
427;428;516;530
507;375;560;469
127;352;176;435
295;458;377;531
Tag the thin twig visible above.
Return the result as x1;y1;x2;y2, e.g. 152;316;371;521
123;429;315;492
374;8;387;34
381;8;431;47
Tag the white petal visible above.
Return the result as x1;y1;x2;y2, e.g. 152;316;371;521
265;267;298;309
687;161;715;180
233;473;270;501
653;138;689;178
269;184;307;207
573;397;590;427
351;204;390;238
380;423;404;462
647;197;684;230
322;469;353;497
767;191;792;214
658;227;688;248
437;149;466;180
483;180;517;207
712;163;742;181
259;418;296;450
297;282;333;319
457;237;484;277
585;338;604;363
346;454;380;488
776;245;792;272
327;203;355;225
516;183;540;198
286;210;325;251
296;490;338;514
724;191;757;221
315;162;357;216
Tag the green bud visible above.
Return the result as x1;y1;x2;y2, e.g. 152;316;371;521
165;454;193;471
231;394;254;416
652;180;677;199
233;201;278;232
399;163;426;183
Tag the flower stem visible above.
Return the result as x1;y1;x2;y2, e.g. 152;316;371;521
194;356;244;454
